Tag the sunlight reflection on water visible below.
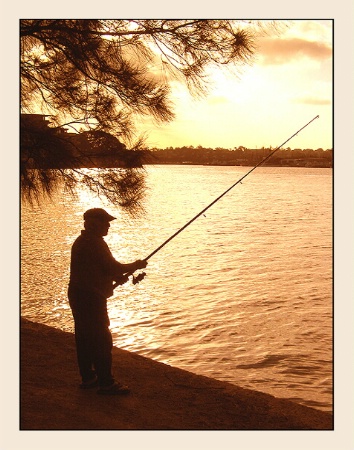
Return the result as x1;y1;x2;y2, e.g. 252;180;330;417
21;166;332;412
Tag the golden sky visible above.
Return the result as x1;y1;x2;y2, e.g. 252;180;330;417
140;20;333;150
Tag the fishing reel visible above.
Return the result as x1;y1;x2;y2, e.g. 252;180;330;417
113;271;146;289
132;272;146;285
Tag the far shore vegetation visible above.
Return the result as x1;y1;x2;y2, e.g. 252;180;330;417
147;146;332;168
22;114;332;173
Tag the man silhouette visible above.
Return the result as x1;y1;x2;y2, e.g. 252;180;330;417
68;208;147;395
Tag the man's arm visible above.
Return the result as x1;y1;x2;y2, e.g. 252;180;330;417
116;259;147;276
98;239;147;277
112;260;147;287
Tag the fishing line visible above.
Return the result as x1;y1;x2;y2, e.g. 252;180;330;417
130;115;319;283
145;115;319;260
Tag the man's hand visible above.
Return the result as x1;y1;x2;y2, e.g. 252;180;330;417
135;259;148;270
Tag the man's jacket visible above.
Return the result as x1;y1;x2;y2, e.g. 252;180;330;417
69;230;125;298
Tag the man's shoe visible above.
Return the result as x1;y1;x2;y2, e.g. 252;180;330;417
80;376;98;389
97;382;130;395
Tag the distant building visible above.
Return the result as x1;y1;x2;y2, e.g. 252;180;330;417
21;113;51;129
21;114;69;134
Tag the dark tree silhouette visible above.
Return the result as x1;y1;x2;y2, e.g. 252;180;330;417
20;19;278;214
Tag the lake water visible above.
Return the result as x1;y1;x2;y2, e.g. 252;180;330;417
21;165;333;412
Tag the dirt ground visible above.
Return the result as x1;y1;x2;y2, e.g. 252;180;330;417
20;318;333;430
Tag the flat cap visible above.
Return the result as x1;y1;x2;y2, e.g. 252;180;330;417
83;208;116;222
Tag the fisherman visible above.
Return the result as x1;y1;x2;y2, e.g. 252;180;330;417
68;208;147;395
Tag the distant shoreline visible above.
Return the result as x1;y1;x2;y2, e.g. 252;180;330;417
65;163;333;169
143;162;333;168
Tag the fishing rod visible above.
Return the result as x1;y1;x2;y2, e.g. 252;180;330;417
130;115;319;284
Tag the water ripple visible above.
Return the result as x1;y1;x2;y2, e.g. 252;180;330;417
21;166;333;412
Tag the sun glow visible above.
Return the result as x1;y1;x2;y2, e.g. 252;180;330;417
138;20;332;150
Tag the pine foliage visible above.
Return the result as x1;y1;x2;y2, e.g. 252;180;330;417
20;19;274;214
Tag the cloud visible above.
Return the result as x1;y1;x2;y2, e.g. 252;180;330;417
292;96;331;106
257;37;332;65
